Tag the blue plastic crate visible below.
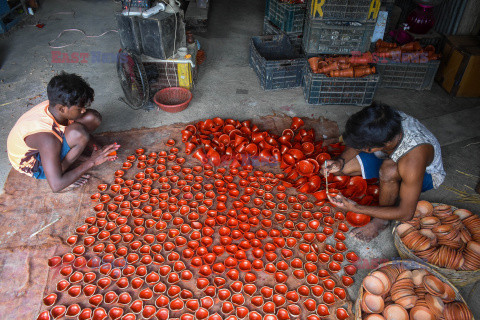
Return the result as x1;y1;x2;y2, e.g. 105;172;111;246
265;0;306;33
375;59;440;90
263;17;303;50
303;65;379;105
0;0;23;34
302;19;375;55
0;0;10;17
249;34;307;90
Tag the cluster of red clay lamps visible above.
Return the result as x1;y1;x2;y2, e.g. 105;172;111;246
38;117;380;320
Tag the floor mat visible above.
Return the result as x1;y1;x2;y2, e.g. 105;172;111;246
0;115;341;320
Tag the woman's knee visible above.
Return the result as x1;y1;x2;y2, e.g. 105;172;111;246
379;159;400;182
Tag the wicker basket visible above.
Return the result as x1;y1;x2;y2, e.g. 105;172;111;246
354;259;475;320
392;203;480;287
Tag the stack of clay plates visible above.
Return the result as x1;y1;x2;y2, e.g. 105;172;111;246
396;201;480;271
356;261;474;320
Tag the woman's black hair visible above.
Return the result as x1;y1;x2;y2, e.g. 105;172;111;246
47;72;94;108
343;102;402;150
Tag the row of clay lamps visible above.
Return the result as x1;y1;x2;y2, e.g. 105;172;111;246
37;138;361;320
397;201;480;271
375;39;441;61
308;54;376;77
361;263;473;320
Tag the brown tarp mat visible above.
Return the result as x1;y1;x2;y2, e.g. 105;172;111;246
0;115;339;319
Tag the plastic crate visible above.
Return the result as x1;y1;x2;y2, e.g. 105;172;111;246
302;66;379;105
302;19;375;55
375;59;440;90
265;0;306;33
249;34;307;90
0;0;10;17
263;18;303;50
307;0;381;22
122;0;150;8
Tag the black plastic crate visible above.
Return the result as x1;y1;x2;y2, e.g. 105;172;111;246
306;0;381;22
249;35;307;90
263;18;303;50
302;19;375;55
303;65;379;105
265;0;306;33
375;59;440;90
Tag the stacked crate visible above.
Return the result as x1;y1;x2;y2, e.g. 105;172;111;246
303;0;380;55
302;0;382;105
374;58;440;90
249;34;306;90
263;0;307;49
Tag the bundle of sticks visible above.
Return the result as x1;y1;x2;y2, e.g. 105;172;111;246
375;39;441;62
307;53;376;77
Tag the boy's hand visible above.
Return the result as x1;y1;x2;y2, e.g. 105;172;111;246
90;143;120;166
322;159;343;176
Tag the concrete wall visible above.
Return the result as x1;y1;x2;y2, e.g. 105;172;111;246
456;0;480;35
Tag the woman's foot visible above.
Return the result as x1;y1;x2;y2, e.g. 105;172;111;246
350;218;390;241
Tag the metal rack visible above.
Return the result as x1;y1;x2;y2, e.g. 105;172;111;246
117;49;197;110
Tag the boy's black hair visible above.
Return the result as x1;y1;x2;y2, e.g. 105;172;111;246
47;72;94;108
343;102;402;150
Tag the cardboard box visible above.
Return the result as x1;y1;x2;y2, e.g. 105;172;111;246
436;36;480;97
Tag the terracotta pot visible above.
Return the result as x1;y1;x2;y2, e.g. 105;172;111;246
354;66;376;77
181;130;193;142
330;68;354;77
184;142;196;155
400;41;421;51
206;148;221;166
349;52;373;64
192;148;208;164
259;149;273;163
290;117;304;131
251;132;265;144
245;143;258;156
308;57;320;73
318;61;339;74
376;39;397;49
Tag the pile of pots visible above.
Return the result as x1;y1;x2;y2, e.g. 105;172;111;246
359;262;473;320
181;117;379;206
396;201;480;271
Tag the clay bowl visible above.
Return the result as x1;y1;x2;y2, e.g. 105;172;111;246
362;292;385;313
423;275;445;296
410;306;436;320
362;275;387;296
296;160;315;176
416;200;434;217
382;304;408;320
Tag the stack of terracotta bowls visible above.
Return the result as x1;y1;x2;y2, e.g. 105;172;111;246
396;201;480;271
357;261;473;320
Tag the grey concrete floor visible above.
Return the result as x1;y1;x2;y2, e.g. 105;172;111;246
1;0;480;317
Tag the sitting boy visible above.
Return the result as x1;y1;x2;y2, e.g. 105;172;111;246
7;72;120;192
323;102;446;240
